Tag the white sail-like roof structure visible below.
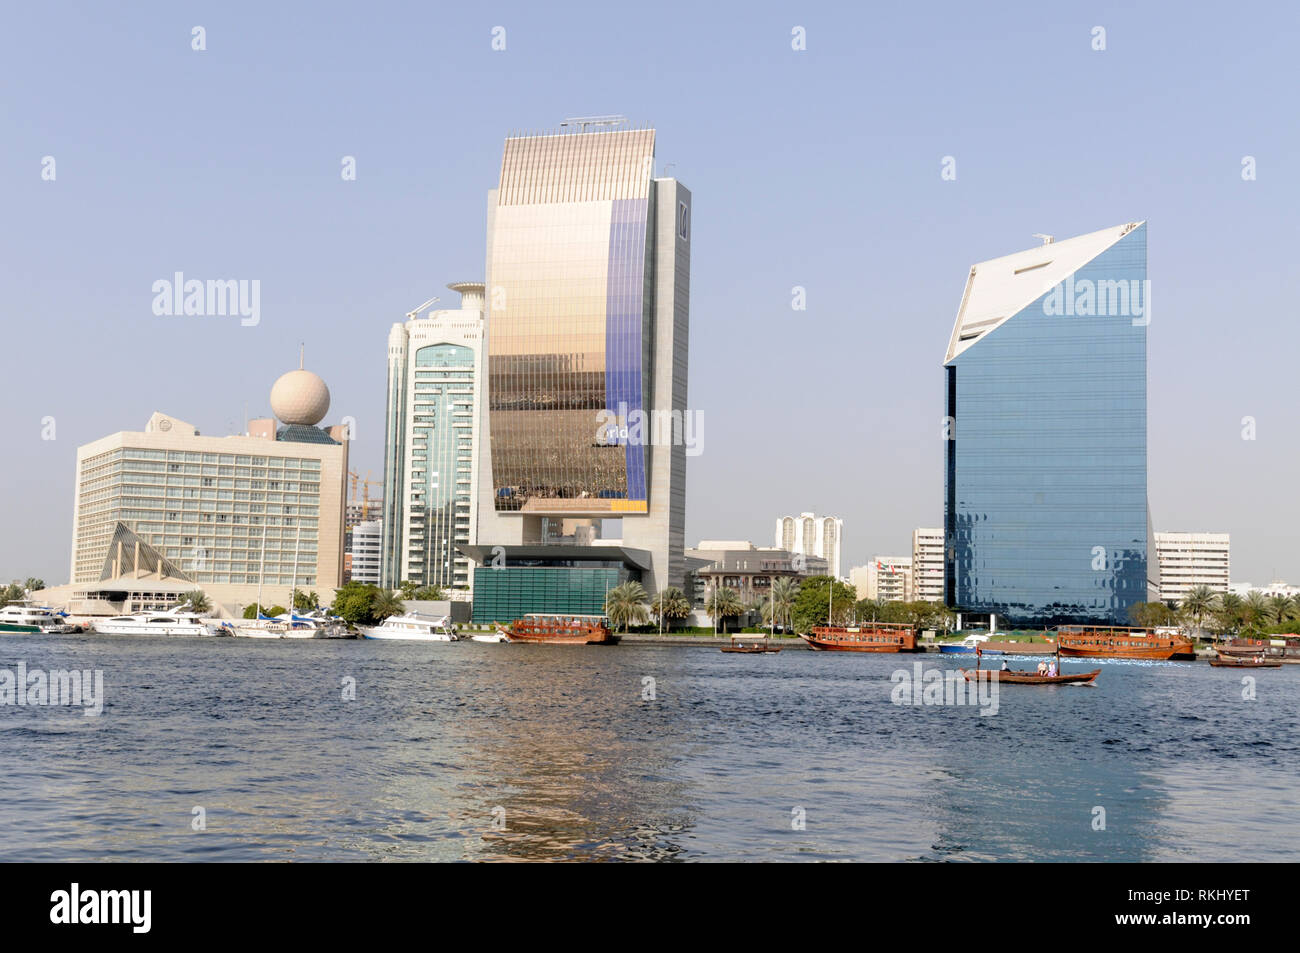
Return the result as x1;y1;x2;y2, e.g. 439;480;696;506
944;221;1145;363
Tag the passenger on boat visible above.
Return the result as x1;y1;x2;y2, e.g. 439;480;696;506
1047;661;1058;677
999;659;1010;672
1036;661;1048;676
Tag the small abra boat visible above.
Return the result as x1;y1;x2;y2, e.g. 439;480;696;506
802;623;918;652
1210;655;1283;669
496;614;617;645
961;667;1101;685
720;634;781;654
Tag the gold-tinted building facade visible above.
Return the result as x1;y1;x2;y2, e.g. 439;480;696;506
487;127;657;515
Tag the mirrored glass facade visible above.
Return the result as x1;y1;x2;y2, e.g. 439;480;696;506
487;128;657;515
944;224;1148;625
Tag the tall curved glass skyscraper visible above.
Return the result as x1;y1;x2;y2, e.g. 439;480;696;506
474;124;691;600
943;222;1155;625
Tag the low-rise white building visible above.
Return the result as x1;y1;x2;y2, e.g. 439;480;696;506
853;556;912;602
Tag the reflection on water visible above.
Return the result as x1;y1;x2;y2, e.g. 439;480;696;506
0;637;1296;861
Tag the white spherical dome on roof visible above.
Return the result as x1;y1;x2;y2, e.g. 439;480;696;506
270;369;330;426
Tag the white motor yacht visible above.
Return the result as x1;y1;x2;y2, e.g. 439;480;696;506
92;607;221;637
0;602;77;634
358;613;460;642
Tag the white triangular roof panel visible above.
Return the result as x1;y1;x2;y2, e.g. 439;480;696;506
944;221;1144;363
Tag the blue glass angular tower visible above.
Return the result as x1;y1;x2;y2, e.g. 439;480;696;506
943;222;1154;625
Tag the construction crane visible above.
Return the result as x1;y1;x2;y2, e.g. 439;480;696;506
405;296;440;321
348;470;382;521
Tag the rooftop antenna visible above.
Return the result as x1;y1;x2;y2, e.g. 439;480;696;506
1033;233;1055;245
405;296;440;321
559;115;629;132
299;342;305;369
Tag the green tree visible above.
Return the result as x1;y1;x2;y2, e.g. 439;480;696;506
244;603;287;619
1266;594;1298;625
605;581;649;632
1;583;25;607
398;580;419;599
330;582;386;625
790;576;856;632
650;586;691;630
1243;591;1269;629
705;586;744;633
372;588;405;621
293;590;320;611
1129;601;1179;629
1178;586;1218;640
411;586;446;601
1212;592;1245;637
183;590;212;614
23;577;45;593
768;577;800;632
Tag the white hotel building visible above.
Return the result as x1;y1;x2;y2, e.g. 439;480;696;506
776;512;843;580
1154;532;1230;603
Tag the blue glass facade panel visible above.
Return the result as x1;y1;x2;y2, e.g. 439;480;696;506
944;226;1148;625
606;198;648;502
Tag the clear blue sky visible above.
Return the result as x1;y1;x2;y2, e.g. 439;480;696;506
3;1;1297;585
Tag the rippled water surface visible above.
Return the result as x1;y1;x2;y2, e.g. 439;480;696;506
1;635;1296;861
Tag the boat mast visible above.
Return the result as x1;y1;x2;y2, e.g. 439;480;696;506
289;511;302;616
255;523;267;618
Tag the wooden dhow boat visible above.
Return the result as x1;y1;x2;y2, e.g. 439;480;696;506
1052;625;1192;660
496;614;618;645
801;623;918;652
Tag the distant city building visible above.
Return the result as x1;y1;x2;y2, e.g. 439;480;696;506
775;512;843;580
347;519;382;585
911;528;944;602
687;541;827;609
469;122;691;623
381;283;485;591
944;222;1153;624
854;556;912;602
58;365;348;618
1154;532;1229;603
1228;580;1299;599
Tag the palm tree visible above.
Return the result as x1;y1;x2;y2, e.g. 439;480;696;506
1215;592;1245;637
706;586;743;634
1266;594;1298;625
293;590;320;611
1179;585;1218;640
23;577;44;593
605;581;649;632
650;586;690;631
769;577;799;633
372;589;405;621
183;590;212;614
1243;591;1269;629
